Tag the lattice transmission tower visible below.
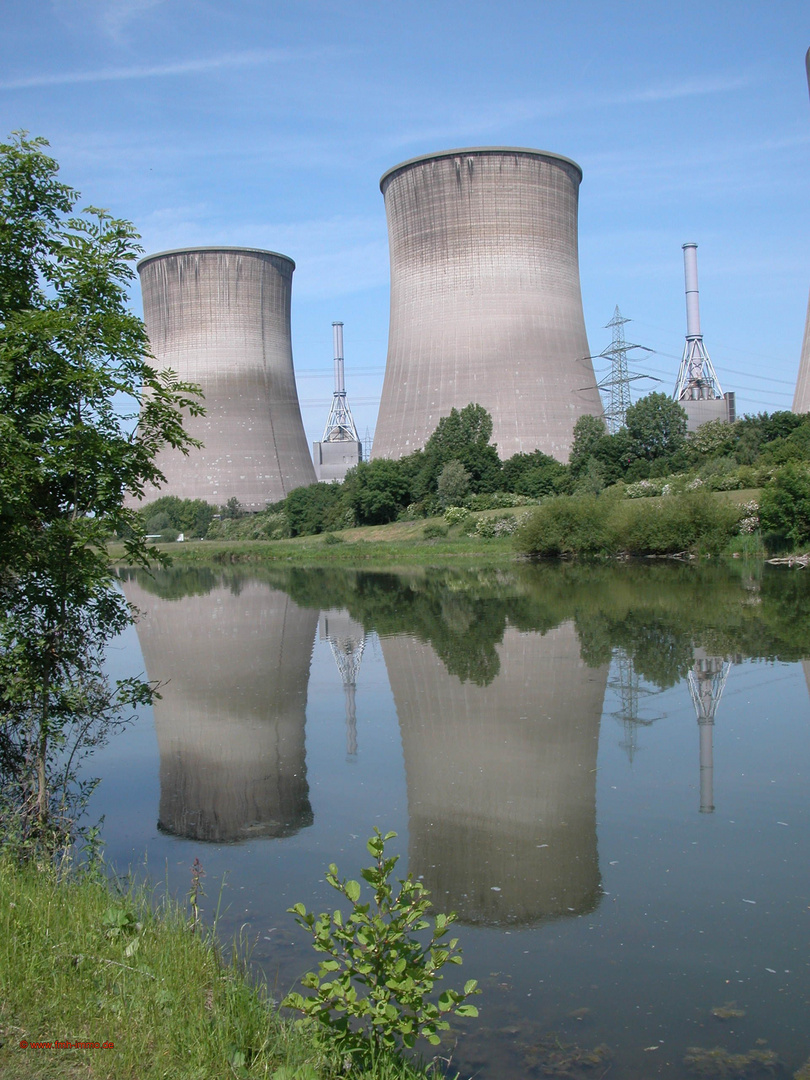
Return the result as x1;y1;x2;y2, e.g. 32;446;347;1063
594;307;655;433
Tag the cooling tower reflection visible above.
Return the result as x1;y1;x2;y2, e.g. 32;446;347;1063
382;622;608;925
121;573;317;842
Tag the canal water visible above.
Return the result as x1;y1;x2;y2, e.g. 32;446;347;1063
93;561;810;1079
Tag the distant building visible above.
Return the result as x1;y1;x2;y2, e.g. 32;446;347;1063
312;322;362;481
673;243;735;432
136;247;315;511
372;147;604;463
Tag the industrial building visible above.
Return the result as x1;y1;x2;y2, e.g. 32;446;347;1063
793;47;810;414
312;322;362;481
136;246;316;510
372;147;604;463
673;242;735;431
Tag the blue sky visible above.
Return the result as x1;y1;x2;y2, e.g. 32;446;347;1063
2;0;809;450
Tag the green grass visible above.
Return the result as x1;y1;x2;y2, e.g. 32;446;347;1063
109;511;524;567
109;489;780;566
0;854;450;1080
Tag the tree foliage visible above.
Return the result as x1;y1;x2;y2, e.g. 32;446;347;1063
624;392;688;461
342;459;412;526
759;464;810;550
0;133;202;845
436;460;471;508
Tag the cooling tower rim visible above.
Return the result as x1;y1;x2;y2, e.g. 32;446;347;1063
380;146;582;192
137;246;295;274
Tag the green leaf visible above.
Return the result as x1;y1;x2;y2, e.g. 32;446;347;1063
345;878;361;903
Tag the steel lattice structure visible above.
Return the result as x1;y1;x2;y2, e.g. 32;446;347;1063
595;307;654;433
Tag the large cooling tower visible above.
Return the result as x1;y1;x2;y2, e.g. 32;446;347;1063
137;247;316;509
793;49;810;413
383;621;608;925
372;147;603;462
121;572;317;843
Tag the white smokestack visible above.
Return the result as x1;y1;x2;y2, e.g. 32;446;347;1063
683;242;702;340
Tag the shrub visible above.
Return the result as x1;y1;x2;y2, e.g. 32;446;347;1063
422;523;448;539
759;464;810;551
283;830;479;1064
465;492;535;510
515;495;611;556
475;514;518;538
516;490;744;557
443;506;471;526
612;490;742;556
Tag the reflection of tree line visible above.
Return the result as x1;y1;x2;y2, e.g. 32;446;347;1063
226;561;810;689
121;560;810;697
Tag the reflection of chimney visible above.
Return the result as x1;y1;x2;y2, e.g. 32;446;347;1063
122;575;317;842
384;622;608;925
319;611;366;759
688;650;732;814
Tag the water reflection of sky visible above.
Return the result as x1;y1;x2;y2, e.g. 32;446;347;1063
94;567;810;1080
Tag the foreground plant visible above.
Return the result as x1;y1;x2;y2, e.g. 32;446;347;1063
283;829;479;1064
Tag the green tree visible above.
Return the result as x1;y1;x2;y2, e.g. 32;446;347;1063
759;464;810;551
418;403;502;496
568;413;607;477
0;133;202;843
437;460;471;508
137;495;216;538
501;449;569;497
342;459;411;526
284;482;345;536
624;392;687;462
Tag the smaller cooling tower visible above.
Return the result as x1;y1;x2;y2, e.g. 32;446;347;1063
373;147;603;463
793;47;810;413
137;247;316;510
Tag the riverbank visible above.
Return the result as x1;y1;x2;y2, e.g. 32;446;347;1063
109;511;525;566
0;854;442;1080
110;488;771;566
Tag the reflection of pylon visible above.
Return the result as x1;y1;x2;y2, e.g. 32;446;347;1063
328;633;366;758
609;649;660;762
688;653;731;814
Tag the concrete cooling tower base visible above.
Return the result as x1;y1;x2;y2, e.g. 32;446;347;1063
136;247;316;510
373;148;603;463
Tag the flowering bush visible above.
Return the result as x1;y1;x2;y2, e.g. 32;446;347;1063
738;500;760;535
475;514;518;538
444;506;472;525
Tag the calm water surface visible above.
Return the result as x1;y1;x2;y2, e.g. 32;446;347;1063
95;562;810;1079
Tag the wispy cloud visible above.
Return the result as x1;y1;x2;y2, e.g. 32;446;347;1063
386;74;753;149
0;46;311;91
51;0;169;43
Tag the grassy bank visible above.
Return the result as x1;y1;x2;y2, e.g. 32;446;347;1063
0;855;442;1080
109;511;524;567
108;489;773;566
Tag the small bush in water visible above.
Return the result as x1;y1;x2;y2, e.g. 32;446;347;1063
283;829;479;1063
